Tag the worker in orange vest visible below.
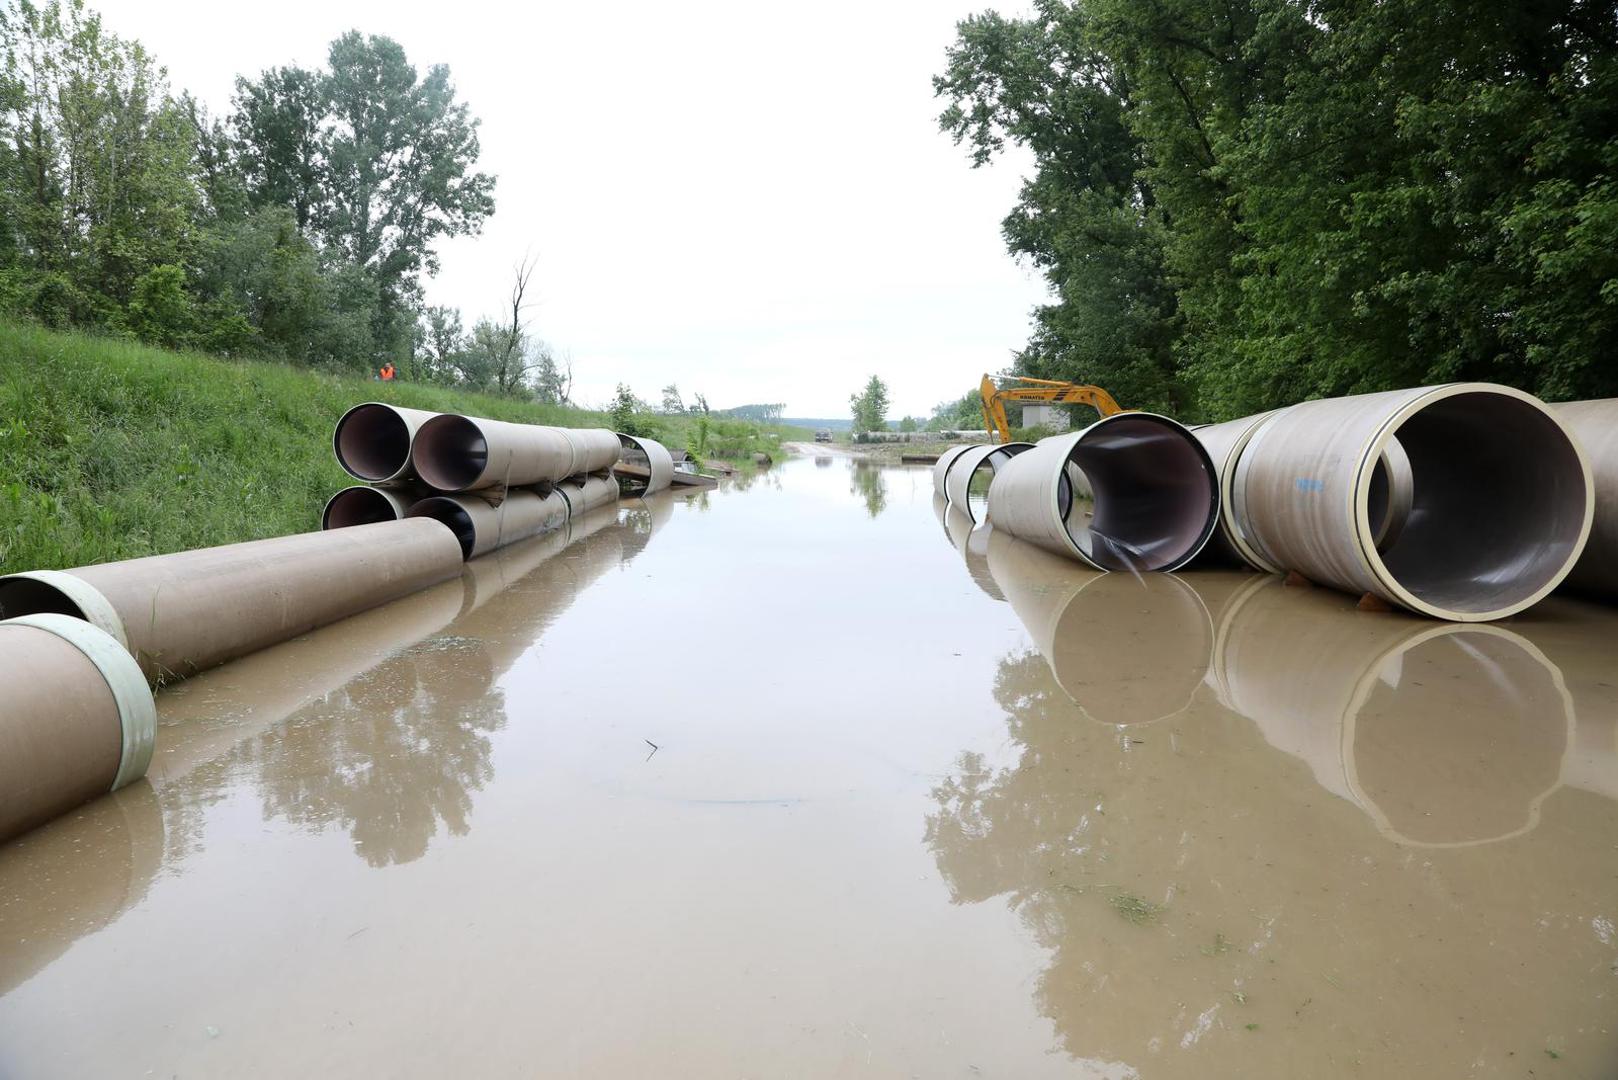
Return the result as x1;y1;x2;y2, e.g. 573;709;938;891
379;362;396;382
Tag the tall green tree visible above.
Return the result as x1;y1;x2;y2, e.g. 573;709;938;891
849;374;890;433
939;0;1618;418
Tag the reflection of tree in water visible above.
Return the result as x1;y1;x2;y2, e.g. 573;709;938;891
925;644;1618;1077
234;519;638;868
238;636;505;868
849;461;887;517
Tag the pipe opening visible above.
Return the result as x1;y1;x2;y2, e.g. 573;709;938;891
1057;416;1218;571
0;577;86;622
406;498;477;560
617;434;652;494
949;443;1030;522
1373;393;1588;616
413;415;490;491
322;487;402;530
334;404;412;482
1365;439;1413;552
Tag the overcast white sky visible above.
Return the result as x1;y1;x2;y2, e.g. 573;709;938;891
99;0;1047;418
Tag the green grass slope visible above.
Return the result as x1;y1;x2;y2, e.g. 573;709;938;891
0;321;613;575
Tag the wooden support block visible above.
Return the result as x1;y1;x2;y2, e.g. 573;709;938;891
1283;570;1313;588
1357;592;1393;612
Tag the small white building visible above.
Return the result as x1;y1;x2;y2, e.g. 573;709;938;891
1021;404;1071;431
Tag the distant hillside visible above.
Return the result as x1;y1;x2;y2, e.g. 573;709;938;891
781;417;851;431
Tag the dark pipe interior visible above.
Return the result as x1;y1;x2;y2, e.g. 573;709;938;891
406;499;476;560
323;488;398;530
0;578;86;622
1058;417;1218;571
413;416;490;492
1377;394;1586;614
334;405;411;482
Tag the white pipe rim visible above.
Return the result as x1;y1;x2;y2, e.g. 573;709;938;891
1;569;128;649
6;612;156;791
1216;410;1285;574
1354;383;1596;621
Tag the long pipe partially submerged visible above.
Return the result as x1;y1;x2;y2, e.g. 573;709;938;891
406;488;570;561
1551;399;1618;599
0;614;155;842
0;519;464;684
931;445;975;499
555;474;621;518
1231;384;1592;620
616;434;675;495
332;403;440;484
944;442;1033;522
986;414;1219;571
412;413;621;492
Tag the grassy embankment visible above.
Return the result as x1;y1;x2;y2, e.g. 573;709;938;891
0;321;799;575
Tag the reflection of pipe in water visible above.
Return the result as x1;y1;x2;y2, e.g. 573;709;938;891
944;442;1033;522
0;614;155;842
984;530;1215;725
0;780;164;995
932;492;1004;601
987;415;1219;571
1551;399;1618;599
617;493;675;562
149;508;628;791
0;519;464;686
332;402;439;484
1231;384;1591;620
1208;575;1572;846
148;574;468;786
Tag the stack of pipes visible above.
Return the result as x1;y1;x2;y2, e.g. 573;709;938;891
932;384;1618;623
0;401;677;844
325;403;676;558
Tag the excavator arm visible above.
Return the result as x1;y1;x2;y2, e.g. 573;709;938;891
979;374;1126;444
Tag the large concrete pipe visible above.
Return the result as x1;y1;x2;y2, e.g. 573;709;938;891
616;433;675;495
1231;384;1591;620
412;414;620;492
1551;399;1618;598
985;530;1215;725
1210;576;1571;846
986;414;1219;571
1194;413;1416;569
0;614;155;843
406;488;570;561
0;519;464;685
930;444;975;499
556;474;620;518
321;484;432;530
563;428;626;477
412;413;572;491
944;442;1034;523
332;403;440;484
933;492;1005;601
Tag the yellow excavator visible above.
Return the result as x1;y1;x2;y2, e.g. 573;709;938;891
979;374;1126;444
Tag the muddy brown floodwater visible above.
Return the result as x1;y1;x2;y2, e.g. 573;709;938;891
3;457;1617;1079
